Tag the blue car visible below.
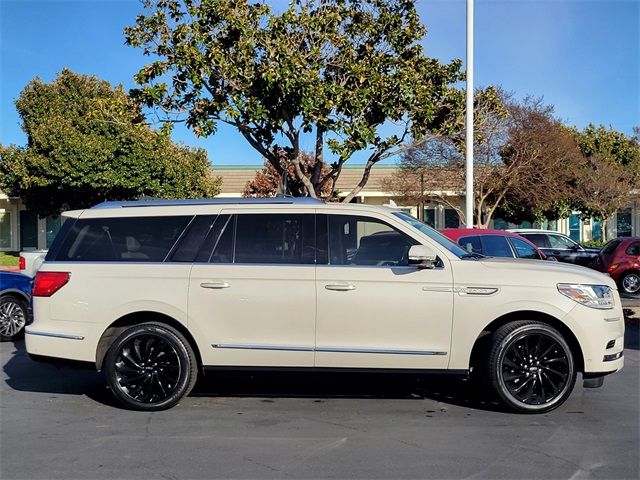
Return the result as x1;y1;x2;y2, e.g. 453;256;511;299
0;271;32;341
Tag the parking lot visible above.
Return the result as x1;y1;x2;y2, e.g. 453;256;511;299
1;319;638;480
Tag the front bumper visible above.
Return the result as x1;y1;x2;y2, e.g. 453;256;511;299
562;301;625;378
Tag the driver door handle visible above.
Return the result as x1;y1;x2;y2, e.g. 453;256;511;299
325;283;356;291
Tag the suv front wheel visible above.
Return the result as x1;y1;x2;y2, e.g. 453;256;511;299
487;321;576;413
104;322;197;411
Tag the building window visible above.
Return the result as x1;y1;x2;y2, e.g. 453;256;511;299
0;212;11;249
617;209;632;237
515;220;533;229
423;208;436;228
492;217;508;230
444;209;460;229
569;214;581;242
592;220;602;241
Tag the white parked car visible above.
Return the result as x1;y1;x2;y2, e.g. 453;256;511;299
26;198;624;412
19;250;47;277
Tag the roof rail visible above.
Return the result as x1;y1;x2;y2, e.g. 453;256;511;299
91;197;325;209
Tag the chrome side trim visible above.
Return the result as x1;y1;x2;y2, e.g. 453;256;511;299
604;317;621;323
26;331;85;340
421;286;454;293
212;343;314;352
212;343;446;356
315;346;447;356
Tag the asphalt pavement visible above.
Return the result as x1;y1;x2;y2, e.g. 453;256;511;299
1;322;638;480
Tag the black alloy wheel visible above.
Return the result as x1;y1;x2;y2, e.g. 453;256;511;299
488;321;576;413
105;323;197;411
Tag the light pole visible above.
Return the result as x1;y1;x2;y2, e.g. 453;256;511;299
465;0;474;228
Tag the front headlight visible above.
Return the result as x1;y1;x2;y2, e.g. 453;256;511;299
557;284;614;309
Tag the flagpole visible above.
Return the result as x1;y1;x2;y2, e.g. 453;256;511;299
465;0;474;228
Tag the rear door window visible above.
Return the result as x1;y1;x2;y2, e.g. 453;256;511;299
53;216;192;262
233;214;316;265
520;233;551;248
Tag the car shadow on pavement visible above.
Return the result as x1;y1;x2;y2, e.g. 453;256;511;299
5;322;638;412
3;339;508;412
2;339;119;407
191;371;510;412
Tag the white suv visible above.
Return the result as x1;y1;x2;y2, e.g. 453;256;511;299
26;198;625;412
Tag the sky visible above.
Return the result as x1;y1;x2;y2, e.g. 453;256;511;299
1;0;638;166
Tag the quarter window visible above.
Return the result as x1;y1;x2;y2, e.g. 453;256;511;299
626;242;640;256
326;215;416;266
54;216;192;262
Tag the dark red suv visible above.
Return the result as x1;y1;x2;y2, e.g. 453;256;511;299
597;237;640;295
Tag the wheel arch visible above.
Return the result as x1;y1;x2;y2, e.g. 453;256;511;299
95;311;203;372
469;310;585;374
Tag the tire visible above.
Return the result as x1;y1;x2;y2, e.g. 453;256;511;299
104;322;198;411
619;272;640;295
487;321;576;413
0;295;28;341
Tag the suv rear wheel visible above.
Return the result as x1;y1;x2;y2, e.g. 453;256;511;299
104;322;197;411
487;321;576;413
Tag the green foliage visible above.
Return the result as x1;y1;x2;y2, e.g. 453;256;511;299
0;252;19;267
0;69;221;217
568;124;640;222
125;0;464;200
582;239;605;249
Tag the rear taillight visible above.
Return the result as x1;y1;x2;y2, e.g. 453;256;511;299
33;272;70;297
608;263;619;273
19;256;25;270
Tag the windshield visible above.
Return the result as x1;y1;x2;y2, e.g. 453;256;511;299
392;212;469;258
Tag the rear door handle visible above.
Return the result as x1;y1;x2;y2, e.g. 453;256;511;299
325;283;356;291
200;281;230;289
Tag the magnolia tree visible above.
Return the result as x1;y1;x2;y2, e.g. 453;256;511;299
243;152;333;199
125;0;464;201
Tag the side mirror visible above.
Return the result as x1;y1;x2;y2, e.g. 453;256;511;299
408;245;437;269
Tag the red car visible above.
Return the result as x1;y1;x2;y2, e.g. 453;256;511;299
597;237;640;295
441;228;551;261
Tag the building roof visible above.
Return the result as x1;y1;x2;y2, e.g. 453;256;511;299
215;164;399;195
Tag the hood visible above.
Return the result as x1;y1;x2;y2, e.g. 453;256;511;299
476;257;616;289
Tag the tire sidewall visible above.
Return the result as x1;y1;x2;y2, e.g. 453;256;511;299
105;324;193;411
493;324;575;413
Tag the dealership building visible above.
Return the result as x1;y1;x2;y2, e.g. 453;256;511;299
1;164;639;251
